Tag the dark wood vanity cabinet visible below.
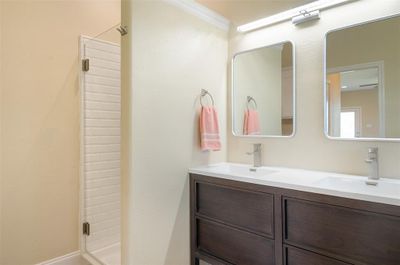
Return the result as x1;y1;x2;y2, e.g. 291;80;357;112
190;174;400;265
284;245;350;265
197;218;275;265
196;180;274;237
283;198;400;265
193;179;275;265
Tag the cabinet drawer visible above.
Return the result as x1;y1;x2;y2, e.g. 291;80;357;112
196;182;274;237
284;246;350;265
197;218;274;265
283;198;400;265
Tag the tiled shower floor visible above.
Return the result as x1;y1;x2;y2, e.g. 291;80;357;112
92;243;121;265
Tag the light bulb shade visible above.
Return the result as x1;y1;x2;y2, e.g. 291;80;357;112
237;0;355;32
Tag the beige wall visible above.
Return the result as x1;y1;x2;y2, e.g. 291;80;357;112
327;73;342;137
341;89;380;138
122;1;227;264
282;42;293;68
327;16;400;137
0;1;120;264
228;0;400;178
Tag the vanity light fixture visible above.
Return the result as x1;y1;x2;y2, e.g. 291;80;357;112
292;10;320;25
237;0;354;32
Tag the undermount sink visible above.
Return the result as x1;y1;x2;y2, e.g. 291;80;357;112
189;163;400;206
201;163;277;178
314;176;400;199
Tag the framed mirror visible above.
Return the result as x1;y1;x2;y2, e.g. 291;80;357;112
232;41;295;137
325;15;400;141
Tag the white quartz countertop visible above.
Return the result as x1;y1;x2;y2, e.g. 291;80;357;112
189;163;400;207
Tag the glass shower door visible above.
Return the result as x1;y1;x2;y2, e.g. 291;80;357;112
80;29;121;265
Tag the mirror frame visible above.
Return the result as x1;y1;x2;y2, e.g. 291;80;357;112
323;13;400;142
231;40;296;138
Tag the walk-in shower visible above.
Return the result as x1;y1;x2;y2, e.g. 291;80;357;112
80;24;123;265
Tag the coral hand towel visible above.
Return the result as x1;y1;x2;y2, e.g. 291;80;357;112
244;109;261;135
200;106;221;151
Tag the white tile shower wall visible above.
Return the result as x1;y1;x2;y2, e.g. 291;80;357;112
82;37;121;253
228;0;400;178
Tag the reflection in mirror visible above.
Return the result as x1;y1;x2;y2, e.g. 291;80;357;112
232;42;294;137
325;15;400;140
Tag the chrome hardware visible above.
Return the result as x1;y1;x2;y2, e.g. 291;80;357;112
200;89;215;107
246;96;257;110
83;222;90;236
82;59;89;72
365;147;379;185
246;143;262;168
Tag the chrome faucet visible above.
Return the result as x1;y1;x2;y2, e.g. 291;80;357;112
247;143;262;168
365;147;379;185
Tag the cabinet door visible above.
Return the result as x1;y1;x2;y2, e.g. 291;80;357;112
284;246;350;265
283;197;400;265
197;218;274;265
196;182;274;237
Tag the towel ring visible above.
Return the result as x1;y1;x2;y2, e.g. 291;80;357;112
200;89;215;107
247;96;257;110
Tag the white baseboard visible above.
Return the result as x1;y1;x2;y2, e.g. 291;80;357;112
36;251;89;265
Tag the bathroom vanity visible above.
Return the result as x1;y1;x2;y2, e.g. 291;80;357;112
189;163;400;265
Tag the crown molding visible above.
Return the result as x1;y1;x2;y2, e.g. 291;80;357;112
165;0;230;31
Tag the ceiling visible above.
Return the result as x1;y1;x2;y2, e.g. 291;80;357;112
339;68;379;92
196;0;315;26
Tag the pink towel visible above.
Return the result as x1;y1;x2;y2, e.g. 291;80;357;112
243;109;261;135
200;106;221;151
